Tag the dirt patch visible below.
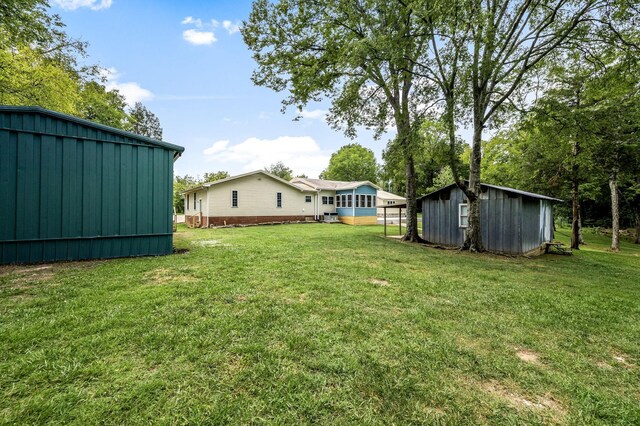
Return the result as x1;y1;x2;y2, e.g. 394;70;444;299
143;268;197;285
482;380;565;417
369;278;390;287
596;361;613;370
515;348;541;365
612;353;635;368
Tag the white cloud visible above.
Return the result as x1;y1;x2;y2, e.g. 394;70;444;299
52;0;112;10
100;67;153;106
203;136;330;178
222;20;241;35
183;29;217;45
300;109;328;120
203;140;230;155
181;16;202;27
257;111;270;120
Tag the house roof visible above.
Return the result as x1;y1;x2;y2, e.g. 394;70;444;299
0;105;185;156
290;177;381;191
418;182;562;202
183;170;316;194
377;189;406;201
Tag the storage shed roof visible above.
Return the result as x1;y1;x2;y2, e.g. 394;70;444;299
419;182;562;202
0;105;185;156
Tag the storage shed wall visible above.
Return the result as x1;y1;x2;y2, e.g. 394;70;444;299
422;187;524;254
0;110;176;264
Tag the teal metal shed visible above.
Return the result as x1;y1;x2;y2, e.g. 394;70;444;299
0;106;184;264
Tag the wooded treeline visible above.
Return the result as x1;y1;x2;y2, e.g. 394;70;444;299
0;0;162;139
243;0;640;250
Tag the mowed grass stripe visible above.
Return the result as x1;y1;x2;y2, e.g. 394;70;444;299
1;224;638;424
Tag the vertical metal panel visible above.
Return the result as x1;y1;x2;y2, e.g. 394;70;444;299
0;108;181;264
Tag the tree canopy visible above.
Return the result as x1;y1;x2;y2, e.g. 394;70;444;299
264;161;294;181
321;144;378;183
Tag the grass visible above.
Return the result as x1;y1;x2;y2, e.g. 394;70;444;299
1;224;639;425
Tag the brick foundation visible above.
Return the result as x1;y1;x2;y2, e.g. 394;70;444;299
185;215;315;227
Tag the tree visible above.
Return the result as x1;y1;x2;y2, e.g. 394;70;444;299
173;175;199;213
202;171;230;183
127;102;163;140
264;161;293;181
78;81;128;129
243;0;436;242
409;0;630;251
382;120;461;196
321;144;378;182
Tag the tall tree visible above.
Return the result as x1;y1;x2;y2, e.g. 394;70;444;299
243;0;436;242
128;102;163;140
410;0;628;251
321;143;378;182
264;161;294;181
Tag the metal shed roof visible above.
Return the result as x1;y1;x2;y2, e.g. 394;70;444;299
0;105;185;155
419;182;562;202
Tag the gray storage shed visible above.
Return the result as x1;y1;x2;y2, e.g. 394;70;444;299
420;183;560;254
0;106;184;264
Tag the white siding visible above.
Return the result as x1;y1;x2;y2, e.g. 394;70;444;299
185;190;207;214
206;174;313;217
318;190;337;214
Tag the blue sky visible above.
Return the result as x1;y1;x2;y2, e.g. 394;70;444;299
52;0;395;179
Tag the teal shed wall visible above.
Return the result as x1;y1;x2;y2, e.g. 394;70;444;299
0;106;184;264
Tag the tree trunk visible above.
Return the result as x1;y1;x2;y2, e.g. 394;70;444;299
609;169;620;252
463;119;483;252
570;138;581;250
571;178;581;250
635;209;640;244
578;210;585;245
402;154;423;242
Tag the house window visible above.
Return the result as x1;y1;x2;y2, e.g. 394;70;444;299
459;203;468;228
186;194;190;210
322;196;328;205
277;192;282;208
355;195;359;208
388;200;395;205
193;192;197;210
232;190;238;208
328;196;334;205
336;196;341;208
372;196;376;206
347;194;352;208
367;195;372;208
305;195;312;203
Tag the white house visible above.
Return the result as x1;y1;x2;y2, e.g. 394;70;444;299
183;171;403;227
183;171;316;227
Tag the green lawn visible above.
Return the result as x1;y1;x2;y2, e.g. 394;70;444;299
1;225;639;425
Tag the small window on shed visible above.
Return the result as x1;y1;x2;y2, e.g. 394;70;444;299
276;192;282;208
440;190;451;201
336;196;341;208
328;196;334;205
459;203;468;228
347;194;352;208
186;194;190;210
193;193;197;209
232;190;238;208
305;195;312;203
